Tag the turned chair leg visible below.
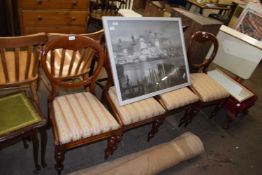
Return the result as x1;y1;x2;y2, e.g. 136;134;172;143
40;128;48;168
31;131;40;170
147;118;164;142
210;100;226;119
104;135;121;159
178;108;190;127
55;146;65;175
184;107;200;127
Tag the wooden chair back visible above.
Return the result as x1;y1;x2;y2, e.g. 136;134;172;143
41;35;104;100
45;30;104;80
187;31;218;73
0;33;46;87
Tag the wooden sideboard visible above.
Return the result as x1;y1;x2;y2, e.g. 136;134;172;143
18;0;90;34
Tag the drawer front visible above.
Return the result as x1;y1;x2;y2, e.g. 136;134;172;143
23;25;87;34
22;11;88;25
20;0;89;10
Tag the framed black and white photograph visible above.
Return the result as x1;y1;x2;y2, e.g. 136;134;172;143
103;17;191;106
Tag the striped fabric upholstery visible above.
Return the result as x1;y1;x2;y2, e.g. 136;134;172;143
53;92;120;144
159;87;199;110
108;87;166;125
190;73;230;102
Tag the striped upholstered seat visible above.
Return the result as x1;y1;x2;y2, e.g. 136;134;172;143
190;73;229;102
159;87;199;111
108;87;166;125
53;92;120;144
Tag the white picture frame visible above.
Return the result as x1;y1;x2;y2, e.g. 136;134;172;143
103;17;191;106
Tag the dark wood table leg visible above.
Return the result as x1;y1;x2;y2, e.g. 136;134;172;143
199;8;203;14
31;130;40;170
223;110;237;129
40;128;47;168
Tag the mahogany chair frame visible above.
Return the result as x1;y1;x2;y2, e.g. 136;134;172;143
41;36;122;175
41;29;105;92
155;95;200;127
187;31;229;118
0;33;47;170
102;51;166;141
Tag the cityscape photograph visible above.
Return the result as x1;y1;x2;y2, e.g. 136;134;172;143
105;19;190;104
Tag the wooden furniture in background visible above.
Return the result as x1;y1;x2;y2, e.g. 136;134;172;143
18;0;90;34
186;0;232;14
172;8;222;64
0;0;19;36
89;0;125;30
143;1;172;17
208;3;237;25
41;35;122;175
132;0;147;10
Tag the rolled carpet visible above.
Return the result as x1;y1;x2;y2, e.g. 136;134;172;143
69;132;204;175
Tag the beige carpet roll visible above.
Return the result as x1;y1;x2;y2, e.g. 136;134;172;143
69;132;204;175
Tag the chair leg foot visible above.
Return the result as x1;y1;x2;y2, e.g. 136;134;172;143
40;128;48;168
184;107;199;127
178;108;190;127
55;146;65;175
105;135;119;159
147;118;164;142
31;131;41;170
23;138;29;149
210;102;223;119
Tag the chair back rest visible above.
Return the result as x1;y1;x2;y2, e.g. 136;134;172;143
91;0;125;17
187;31;218;73
46;30;104;79
41;35;104;95
0;33;46;87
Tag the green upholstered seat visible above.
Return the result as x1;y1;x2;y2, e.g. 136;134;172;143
0;93;41;136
